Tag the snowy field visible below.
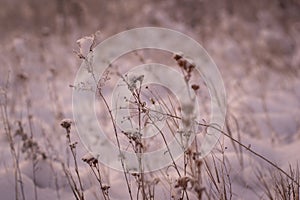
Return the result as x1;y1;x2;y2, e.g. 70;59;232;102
0;1;300;199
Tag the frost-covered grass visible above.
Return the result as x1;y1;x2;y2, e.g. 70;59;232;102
1;38;300;199
1;1;300;199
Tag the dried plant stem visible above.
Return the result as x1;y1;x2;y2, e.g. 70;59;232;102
60;161;81;200
132;84;146;200
65;129;85;200
2;106;25;200
26;102;38;200
147;107;300;187
149;115;181;177
97;90;134;200
1;73;26;200
199;122;300;187
148;114;190;200
79;54;134;199
89;163;110;200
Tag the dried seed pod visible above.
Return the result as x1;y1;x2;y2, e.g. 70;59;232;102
173;52;184;60
60;119;72;130
191;84;200;91
82;153;98;167
175;176;190;189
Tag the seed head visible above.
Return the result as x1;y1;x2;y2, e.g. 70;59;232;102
175;176;190;189
82;153;98;167
191;84;200;91
173;52;184;60
60;118;72;131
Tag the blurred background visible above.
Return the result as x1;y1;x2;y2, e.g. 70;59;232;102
0;0;300;199
1;0;299;79
1;0;299;138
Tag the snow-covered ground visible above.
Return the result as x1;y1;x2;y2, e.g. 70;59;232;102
1;1;300;199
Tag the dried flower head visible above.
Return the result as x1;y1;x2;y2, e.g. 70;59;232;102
82;153;98;167
101;185;110;191
69;141;78;149
15;121;47;160
173;52;184;60
122;131;143;148
60;118;72;131
127;74;144;91
191;84;200;91
173;53;196;82
175;176;190;190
